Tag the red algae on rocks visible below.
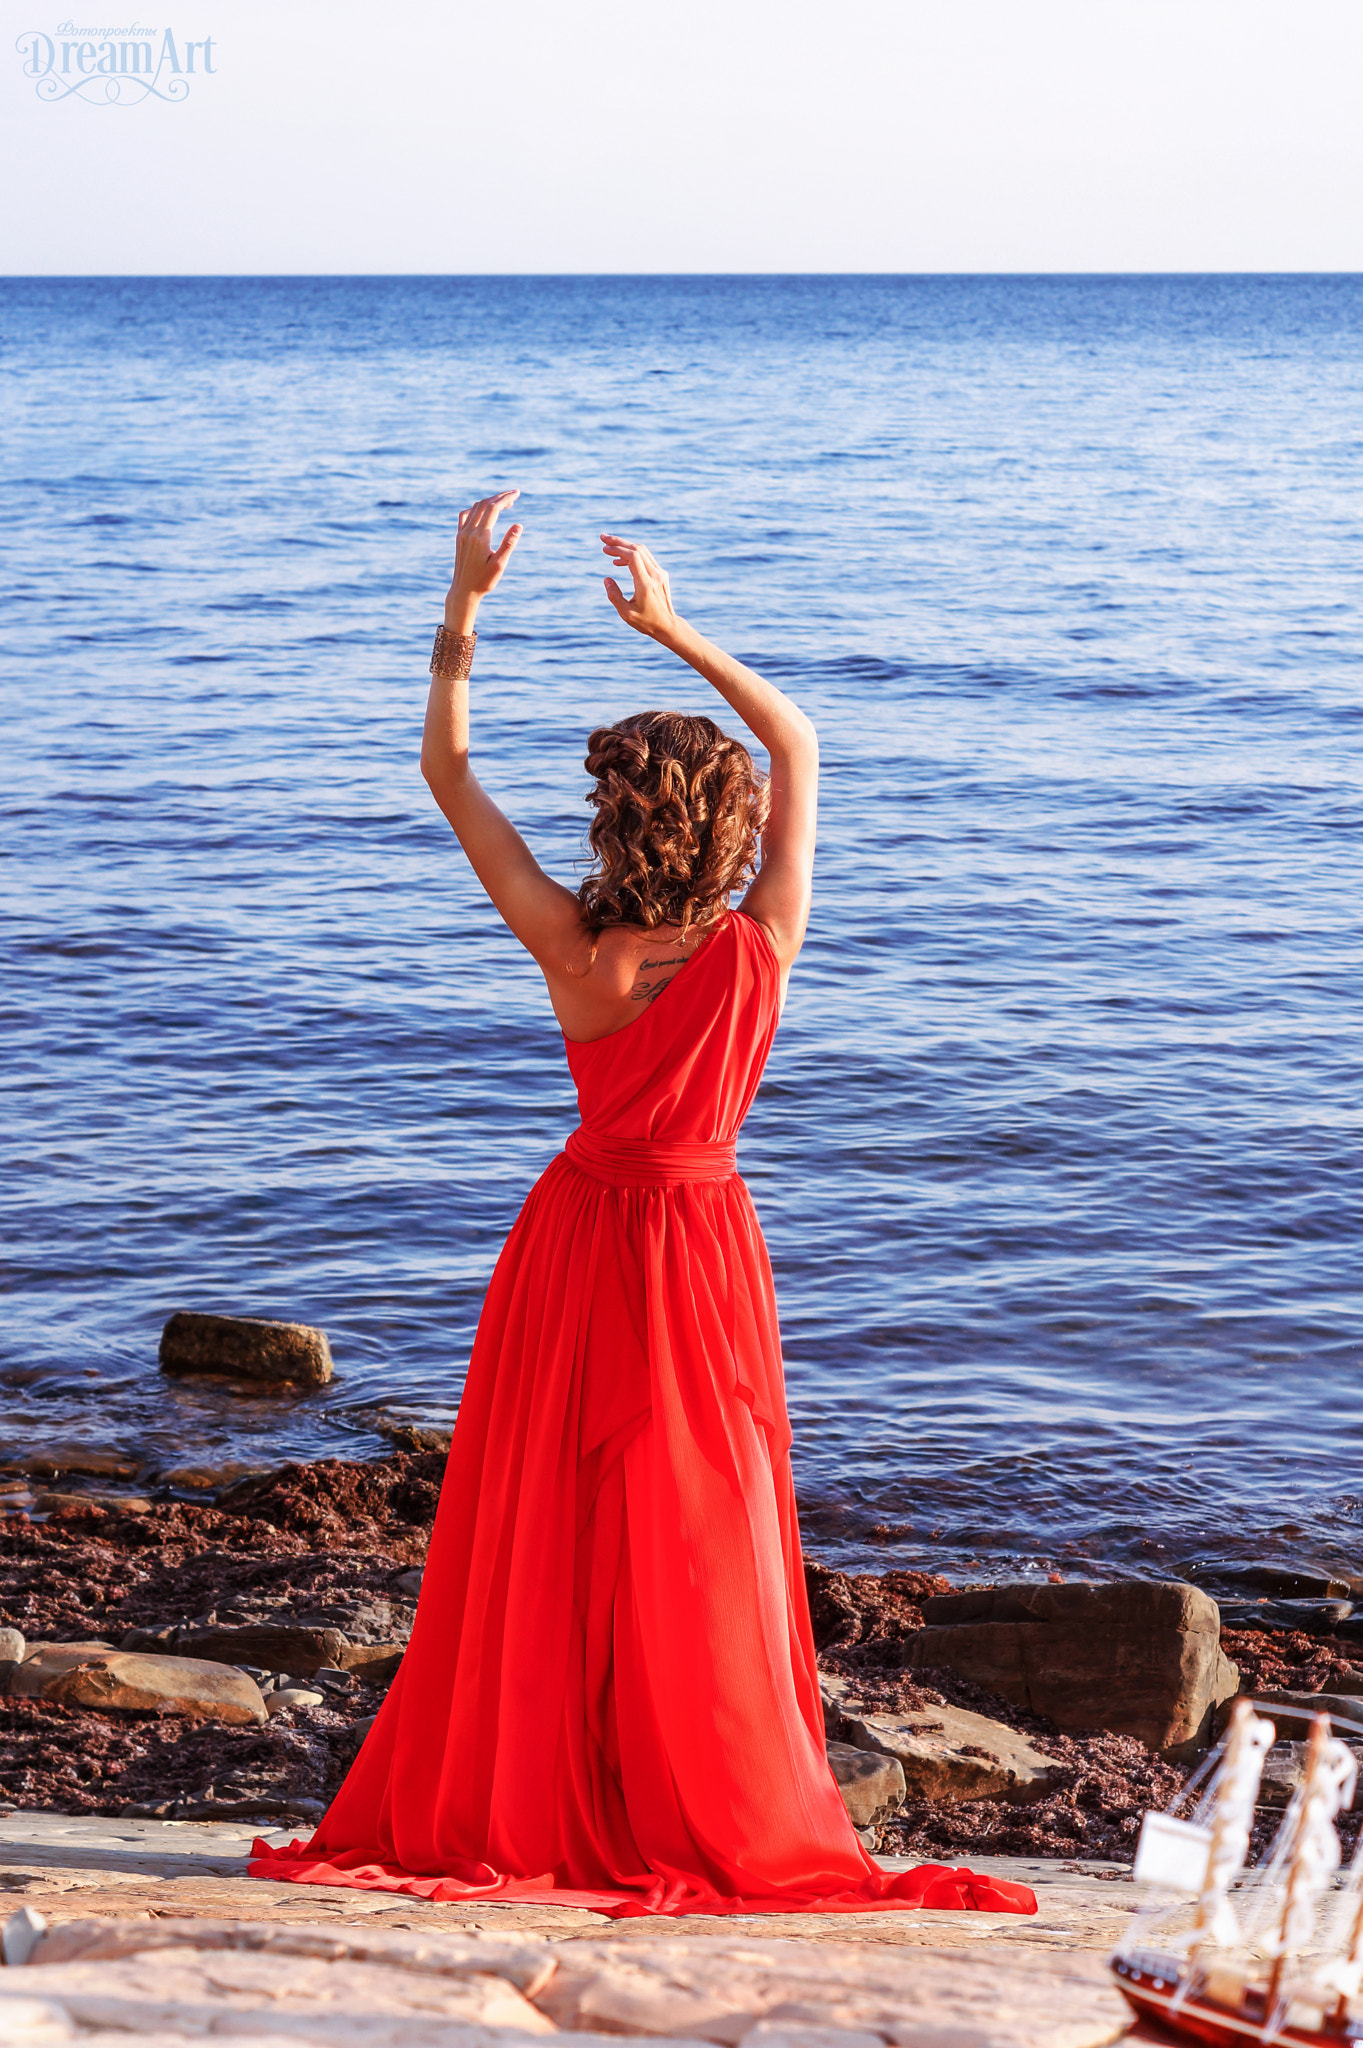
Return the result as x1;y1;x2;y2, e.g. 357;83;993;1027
0;1451;443;1820
5;1467;1362;1855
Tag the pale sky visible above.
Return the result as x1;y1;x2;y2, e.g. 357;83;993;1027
4;0;1363;273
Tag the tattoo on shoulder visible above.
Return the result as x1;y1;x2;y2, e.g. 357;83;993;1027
629;953;691;1005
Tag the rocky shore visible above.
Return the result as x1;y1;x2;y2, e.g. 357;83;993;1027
2;1447;1362;1864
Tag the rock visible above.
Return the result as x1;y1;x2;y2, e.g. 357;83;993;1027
32;1492;153;1515
380;1423;453;1453
1197;1566;1351;1600
1217;1597;1353;1635
825;1741;905;1826
337;1642;404;1683
6;1912;1135;2047
159;1462;268;1493
120;1623;350;1675
834;1693;1061;1804
1253;1740;1363;1807
0;1627;25;1668
7;1645;266;1725
19;1450;141;1481
1;1640;113;1695
910;1580;1238;1755
390;1568;424;1598
159;1311;333;1388
1215;1690;1363;1739
0;1991;70;2038
2;1906;48;1967
265;1688;324;1717
535;1932;1128;2046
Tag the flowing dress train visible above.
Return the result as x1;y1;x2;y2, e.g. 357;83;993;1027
250;912;1036;1917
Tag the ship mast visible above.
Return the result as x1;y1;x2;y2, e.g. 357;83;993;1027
1190;1698;1276;1956
1265;1712;1356;2013
1330;1871;1363;2029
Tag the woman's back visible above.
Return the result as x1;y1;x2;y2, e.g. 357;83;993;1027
565;912;780;1146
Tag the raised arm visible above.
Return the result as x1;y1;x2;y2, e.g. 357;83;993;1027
602;535;818;968
421;492;583;962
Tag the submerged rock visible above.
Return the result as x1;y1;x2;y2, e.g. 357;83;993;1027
159;1312;333;1388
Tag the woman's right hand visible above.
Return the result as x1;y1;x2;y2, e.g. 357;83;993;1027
601;534;680;641
446;490;522;631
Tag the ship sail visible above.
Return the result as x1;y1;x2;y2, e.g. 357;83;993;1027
1188;1698;1277;1950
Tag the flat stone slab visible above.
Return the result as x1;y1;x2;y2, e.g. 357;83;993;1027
0;1811;1142;1955
823;1676;1060;1805
0;1909;1140;2047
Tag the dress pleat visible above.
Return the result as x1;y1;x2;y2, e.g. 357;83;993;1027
250;913;1036;1918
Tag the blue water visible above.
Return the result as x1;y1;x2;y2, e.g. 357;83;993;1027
3;274;1362;1583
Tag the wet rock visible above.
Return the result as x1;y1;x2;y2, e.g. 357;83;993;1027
158;1463;268;1493
1196;1566;1351;1600
379;1423;453;1454
1217;1597;1353;1635
32;1492;153;1516
825;1740;905;1826
159;1312;333;1388
0;1628;25;1668
19;1451;142;1482
120;1623;350;1675
7;1645;266;1725
824;1676;1060;1805
909;1580;1238;1755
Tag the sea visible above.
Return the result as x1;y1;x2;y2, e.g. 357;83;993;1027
3;274;1361;1585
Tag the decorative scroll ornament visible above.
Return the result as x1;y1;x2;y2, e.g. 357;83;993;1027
15;28;215;105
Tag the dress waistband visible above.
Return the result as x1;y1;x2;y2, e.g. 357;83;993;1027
564;1128;737;1188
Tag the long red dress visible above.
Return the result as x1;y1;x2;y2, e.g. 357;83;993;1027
251;911;1035;1917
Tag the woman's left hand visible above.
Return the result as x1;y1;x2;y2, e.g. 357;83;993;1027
601;534;679;640
446;490;523;629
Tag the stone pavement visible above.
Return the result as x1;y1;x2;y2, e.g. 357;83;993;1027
0;1808;1141;1951
0;1810;1175;2047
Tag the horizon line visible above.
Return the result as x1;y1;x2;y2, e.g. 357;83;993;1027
4;267;1363;284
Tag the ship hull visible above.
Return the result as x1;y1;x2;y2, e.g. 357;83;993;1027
1111;1960;1358;2046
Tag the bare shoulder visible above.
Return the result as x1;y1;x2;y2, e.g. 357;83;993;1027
543;920;712;1043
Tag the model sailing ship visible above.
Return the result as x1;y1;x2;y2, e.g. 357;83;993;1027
1113;1699;1363;2044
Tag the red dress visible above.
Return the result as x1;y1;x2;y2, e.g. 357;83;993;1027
251;912;1035;1918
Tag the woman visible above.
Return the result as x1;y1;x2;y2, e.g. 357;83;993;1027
251;491;1035;1918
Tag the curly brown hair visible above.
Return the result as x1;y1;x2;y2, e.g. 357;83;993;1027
576;710;769;934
